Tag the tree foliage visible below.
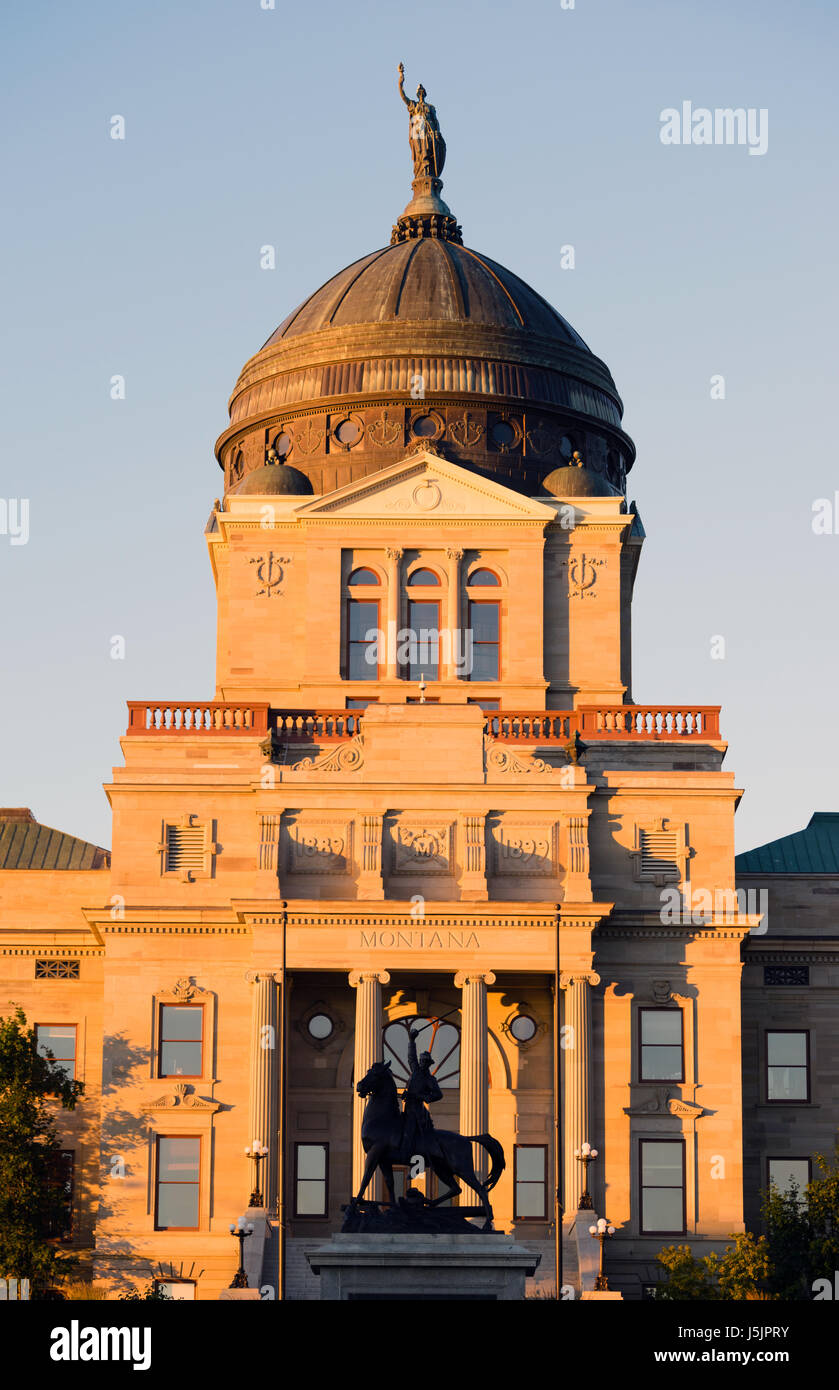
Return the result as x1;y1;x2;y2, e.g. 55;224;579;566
656;1140;839;1300
0;1008;83;1290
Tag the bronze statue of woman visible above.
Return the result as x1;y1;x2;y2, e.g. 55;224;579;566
398;62;446;180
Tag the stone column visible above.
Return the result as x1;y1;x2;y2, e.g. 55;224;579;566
454;970;496;1182
349;969;390;1198
385;547;402;681
445;547;462;680
560;972;599;1213
245;970;279;1209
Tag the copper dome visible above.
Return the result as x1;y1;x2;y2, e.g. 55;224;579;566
216;118;635;499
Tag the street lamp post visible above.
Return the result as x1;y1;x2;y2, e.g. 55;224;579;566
589;1216;616;1291
574;1140;598;1210
245;1139;269;1207
228;1216;254;1288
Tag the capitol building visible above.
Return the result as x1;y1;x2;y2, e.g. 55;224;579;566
3;79;836;1300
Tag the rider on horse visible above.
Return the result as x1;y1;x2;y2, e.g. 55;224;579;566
402;1027;443;1163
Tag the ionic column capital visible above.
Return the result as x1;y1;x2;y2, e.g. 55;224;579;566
244;969;281;985
558;971;600;990
349;969;391;989
454;970;496;989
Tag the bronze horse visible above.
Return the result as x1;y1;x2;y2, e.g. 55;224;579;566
350;1060;504;1229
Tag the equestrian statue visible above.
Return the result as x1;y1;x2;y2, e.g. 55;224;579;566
346;1021;505;1231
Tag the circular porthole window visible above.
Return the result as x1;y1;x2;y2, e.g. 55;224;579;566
491;420;516;449
307;1013;334;1041
334;418;362;446
273;431;293;458
411;414;440;438
509;1013;538;1043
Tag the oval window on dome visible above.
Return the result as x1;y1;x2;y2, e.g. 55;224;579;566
558;436;576;461
491;420;516;449
348;568;380;586
407;568;440;586
411;415;439;438
468;568;500;586
335;419;362;446
509;1013;538;1043
273;431;293;458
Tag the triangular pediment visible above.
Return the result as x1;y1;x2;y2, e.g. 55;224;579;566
294;450;556;521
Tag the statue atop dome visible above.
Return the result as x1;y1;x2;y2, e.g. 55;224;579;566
398;62;446;180
392;63;462;246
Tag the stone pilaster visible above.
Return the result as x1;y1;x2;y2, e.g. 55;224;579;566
454;969;496;1181
385;547;403;680
560;971;600;1212
357;813;384;899
349;969;390;1198
245;970;279;1209
444;547;462;679
459;813;488;900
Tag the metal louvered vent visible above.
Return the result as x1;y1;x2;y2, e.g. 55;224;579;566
640;829;680;879
165;825;205;873
35;959;80;979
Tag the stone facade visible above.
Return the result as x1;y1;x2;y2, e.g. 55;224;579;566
3;124;835;1301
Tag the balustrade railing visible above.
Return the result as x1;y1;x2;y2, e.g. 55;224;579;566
125;702;720;741
126;702;270;735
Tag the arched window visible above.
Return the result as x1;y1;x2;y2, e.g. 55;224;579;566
346;568;382;678
465;568;502;682
382;1017;460;1089
402;569;440;682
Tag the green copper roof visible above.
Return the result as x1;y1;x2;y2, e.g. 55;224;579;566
735;812;839;875
0;809;109;870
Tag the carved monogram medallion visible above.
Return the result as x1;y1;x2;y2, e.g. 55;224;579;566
250;552;291;597
391;822;453;874
560;553;605;599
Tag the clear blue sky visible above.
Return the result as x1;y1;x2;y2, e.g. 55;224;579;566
1;0;837;853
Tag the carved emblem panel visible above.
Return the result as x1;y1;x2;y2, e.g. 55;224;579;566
488;817;559;877
284;817;353;875
388;819;455;876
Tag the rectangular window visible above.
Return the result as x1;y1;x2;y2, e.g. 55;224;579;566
514;1145;547;1220
766;1031;809;1102
294;1142;328;1217
467;698;500;710
406;600;439;681
347;600;379;679
46;1150;75;1241
767;1157;811;1206
467;601;499;681
159;1004;203;1078
640;1139;685;1234
639;1009;684;1082
36;1024;77;1082
155;1136;201;1230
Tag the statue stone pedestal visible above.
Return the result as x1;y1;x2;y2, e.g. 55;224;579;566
306;1233;540;1301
